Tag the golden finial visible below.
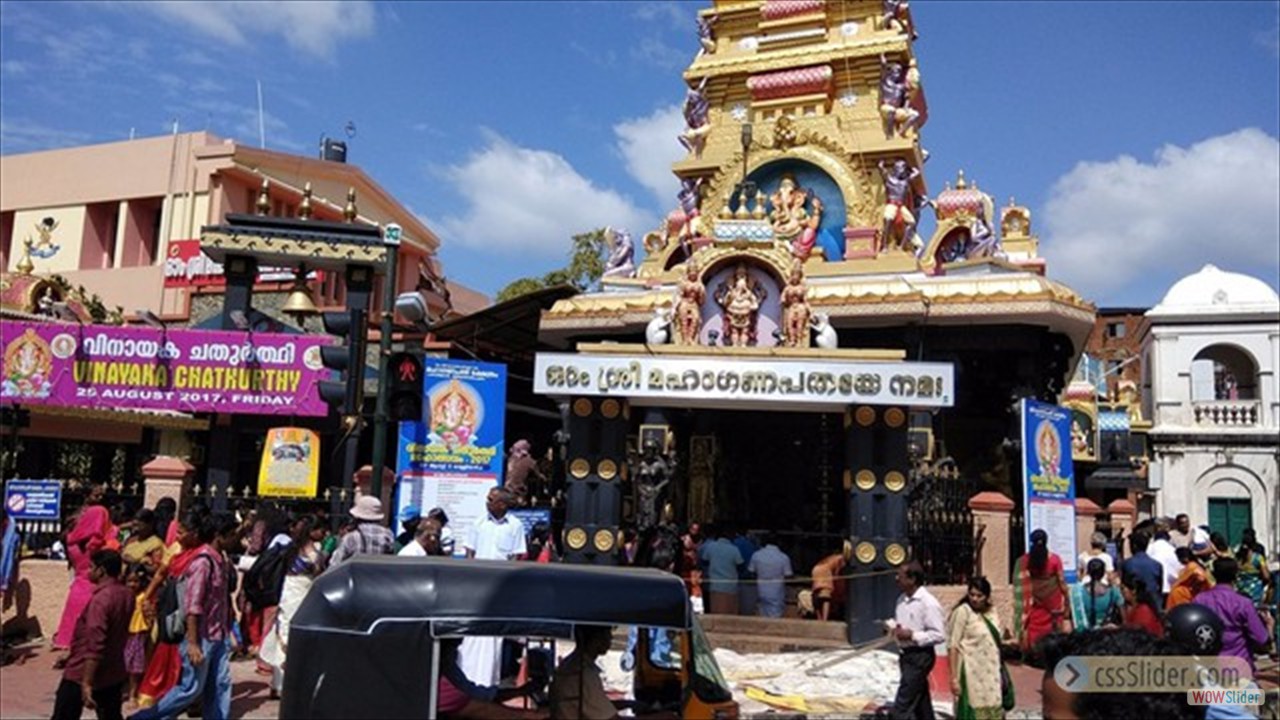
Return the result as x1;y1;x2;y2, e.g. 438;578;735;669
255;178;271;215
15;238;35;275
734;189;750;219
719;195;733;220
343;187;357;222
298;182;314;220
955;170;967;190
752;189;767;220
1007;195;1017;207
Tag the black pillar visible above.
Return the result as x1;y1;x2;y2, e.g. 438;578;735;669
336;265;374;515
205;255;259;512
845;405;910;644
561;397;628;565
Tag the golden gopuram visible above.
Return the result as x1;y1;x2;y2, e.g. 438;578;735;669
534;0;1096;642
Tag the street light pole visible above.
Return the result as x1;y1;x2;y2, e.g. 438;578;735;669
369;223;401;512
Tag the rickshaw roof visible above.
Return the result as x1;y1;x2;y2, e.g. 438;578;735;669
292;557;692;636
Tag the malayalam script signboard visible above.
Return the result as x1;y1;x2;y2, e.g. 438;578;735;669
4;479;61;521
1;320;333;417
163;239;322;288
533;353;954;408
1021;398;1079;583
394;359;508;553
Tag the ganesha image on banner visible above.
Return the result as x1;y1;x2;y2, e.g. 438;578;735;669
1035;419;1062;482
429;378;483;451
2;328;54;400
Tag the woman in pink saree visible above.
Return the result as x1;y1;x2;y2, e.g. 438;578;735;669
52;483;109;654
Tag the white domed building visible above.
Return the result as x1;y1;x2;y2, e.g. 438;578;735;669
1139;264;1280;550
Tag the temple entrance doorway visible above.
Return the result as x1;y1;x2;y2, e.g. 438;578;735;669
667;408;846;576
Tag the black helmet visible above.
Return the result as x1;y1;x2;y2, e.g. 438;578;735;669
1164;603;1223;655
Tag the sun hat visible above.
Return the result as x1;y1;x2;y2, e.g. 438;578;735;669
350;495;384;522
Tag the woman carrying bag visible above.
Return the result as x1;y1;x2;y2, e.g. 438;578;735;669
947;577;1015;719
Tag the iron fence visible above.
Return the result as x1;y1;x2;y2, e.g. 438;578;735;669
906;458;978;585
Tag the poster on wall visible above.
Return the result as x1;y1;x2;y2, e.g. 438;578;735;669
257;427;321;498
4;479;62;521
163;239;322;288
394;359;507;554
1021;398;1078;583
0;320;333;417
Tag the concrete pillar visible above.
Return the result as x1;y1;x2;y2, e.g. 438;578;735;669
142;456;195;514
1075;497;1103;557
969;491;1015;584
1107;498;1136;557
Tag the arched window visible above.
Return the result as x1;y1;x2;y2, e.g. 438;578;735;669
1190;345;1258;401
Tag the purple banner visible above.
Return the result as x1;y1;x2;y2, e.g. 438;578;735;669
1;320;333;417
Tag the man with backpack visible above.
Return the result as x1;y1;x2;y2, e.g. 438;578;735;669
129;512;235;720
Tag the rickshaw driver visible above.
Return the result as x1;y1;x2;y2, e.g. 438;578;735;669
550;626;619;720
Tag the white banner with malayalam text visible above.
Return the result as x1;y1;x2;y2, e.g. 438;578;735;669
533;353;954;408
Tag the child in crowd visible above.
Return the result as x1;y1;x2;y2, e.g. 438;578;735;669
124;563;154;707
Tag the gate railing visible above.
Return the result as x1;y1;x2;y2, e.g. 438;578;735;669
906;458;978;586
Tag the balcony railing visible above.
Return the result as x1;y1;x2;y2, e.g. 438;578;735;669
1193;400;1261;427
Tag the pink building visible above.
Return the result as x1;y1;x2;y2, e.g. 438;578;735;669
1;131;487;322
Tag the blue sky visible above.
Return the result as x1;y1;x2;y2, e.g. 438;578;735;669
2;1;1278;307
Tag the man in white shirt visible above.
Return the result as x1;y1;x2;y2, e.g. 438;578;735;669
1147;521;1182;596
890;562;946;720
464;488;527;561
459;488;527;689
396;518;444;557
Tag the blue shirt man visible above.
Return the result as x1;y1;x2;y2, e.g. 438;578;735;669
747;541;793;618
700;535;743;593
1122;532;1164;603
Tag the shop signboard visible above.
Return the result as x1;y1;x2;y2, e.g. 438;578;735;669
394;359;507;555
4;479;61;521
1021;398;1079;582
257;427;321;498
163;239;321;288
0;320;333;417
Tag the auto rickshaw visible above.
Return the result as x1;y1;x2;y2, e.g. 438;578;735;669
281;556;739;720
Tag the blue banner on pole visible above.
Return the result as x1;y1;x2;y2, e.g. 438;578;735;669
1021;398;1079;583
394;359;508;556
5;479;62;521
509;508;552;541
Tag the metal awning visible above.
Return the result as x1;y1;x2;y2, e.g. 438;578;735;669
429;285;577;362
1085;465;1147;490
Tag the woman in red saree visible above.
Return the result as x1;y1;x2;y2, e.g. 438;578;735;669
52;483;109;653
1013;528;1070;661
135;526;202;708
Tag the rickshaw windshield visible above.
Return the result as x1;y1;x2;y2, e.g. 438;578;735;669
689;618;733;703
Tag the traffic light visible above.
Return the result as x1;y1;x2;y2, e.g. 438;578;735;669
387;352;423;423
317;308;367;416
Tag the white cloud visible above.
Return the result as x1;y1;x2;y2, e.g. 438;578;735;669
139;1;375;60
436;132;656;257
0;118;92;154
633;1;693;30
1042;128;1280;303
631;36;689;70
1;61;29;77
613;104;685;208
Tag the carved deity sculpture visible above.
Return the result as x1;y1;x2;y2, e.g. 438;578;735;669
882;0;917;40
769;174;824;261
879;159;925;251
697;14;718;55
966;209;1003;260
672;260;705;346
714;263;766;347
879;54;921;139
780;261;811;348
635;439;673;531
679;78;712;159
602;227;636;278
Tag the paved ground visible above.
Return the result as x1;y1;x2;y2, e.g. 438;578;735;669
0;642;281;720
